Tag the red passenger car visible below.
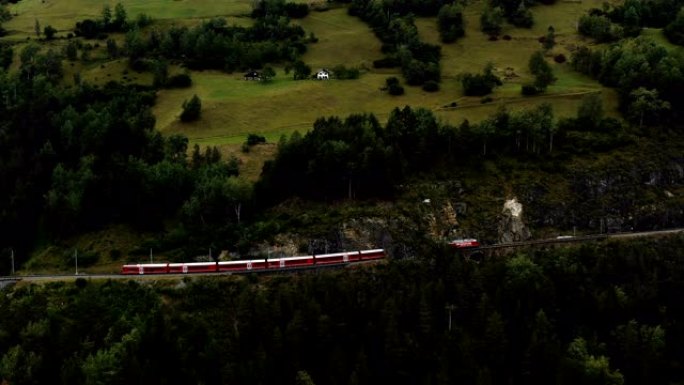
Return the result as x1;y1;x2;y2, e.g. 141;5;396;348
168;262;218;274
218;259;267;272
359;249;385;260
315;252;350;265
121;263;170;275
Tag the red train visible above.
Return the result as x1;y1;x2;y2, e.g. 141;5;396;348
120;249;386;275
448;238;481;248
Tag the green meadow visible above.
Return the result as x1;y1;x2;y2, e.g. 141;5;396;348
150;2;622;148
5;0;254;34
4;0;632;166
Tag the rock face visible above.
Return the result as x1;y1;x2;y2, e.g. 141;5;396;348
249;217;394;259
498;198;531;243
426;200;460;240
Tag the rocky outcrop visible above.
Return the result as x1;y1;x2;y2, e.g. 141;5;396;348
426;200;461;240
498;198;531;243
248;217;395;259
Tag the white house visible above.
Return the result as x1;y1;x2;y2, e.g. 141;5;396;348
316;69;330;80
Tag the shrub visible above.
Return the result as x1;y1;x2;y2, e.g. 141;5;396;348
521;84;540;95
401;57;441;85
388;84;405;95
422;80;439;92
246;133;267;146
510;7;534;28
461;64;502;96
385;76;404;95
43;25;57;40
386;77;400;87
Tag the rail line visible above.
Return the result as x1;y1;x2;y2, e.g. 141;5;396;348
476;228;684;251
2;228;683;284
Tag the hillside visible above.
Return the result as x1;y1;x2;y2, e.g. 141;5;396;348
4;0;624;148
0;0;682;274
3;0;684;383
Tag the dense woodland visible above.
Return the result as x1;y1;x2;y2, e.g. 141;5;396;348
2;236;684;384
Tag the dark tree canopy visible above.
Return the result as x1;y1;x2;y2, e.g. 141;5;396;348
180;95;202;122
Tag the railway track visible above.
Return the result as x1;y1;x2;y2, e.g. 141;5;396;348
0;259;380;284
2;228;683;283
476;228;684;251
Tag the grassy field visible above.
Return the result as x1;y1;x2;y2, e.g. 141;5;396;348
4;0;255;35
151;2;620;149
5;0;623;179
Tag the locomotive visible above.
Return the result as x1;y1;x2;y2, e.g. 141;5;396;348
448;238;481;248
121;248;386;275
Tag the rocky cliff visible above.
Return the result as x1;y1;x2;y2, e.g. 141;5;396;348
498;198;532;243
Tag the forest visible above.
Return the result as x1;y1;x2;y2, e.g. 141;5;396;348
2;236;684;385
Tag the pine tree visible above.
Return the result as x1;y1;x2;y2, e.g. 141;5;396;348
180;95;202;122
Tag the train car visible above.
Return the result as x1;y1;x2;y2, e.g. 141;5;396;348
121;263;169;275
268;256;315;269
187;262;218;273
218;259;267;272
359;249;385;260
168;262;218;274
315;252;352;265
448;239;481;248
121;264;141;275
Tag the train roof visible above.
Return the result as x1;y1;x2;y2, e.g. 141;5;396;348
218;259;266;265
168;262;217;267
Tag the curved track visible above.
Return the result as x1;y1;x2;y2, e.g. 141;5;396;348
2;228;683;284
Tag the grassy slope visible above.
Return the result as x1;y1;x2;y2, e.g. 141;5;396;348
4;0;254;34
152;1;622;152
6;0;622;148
